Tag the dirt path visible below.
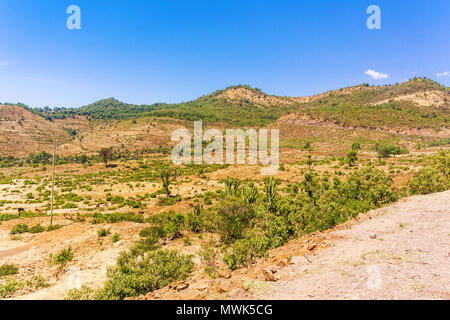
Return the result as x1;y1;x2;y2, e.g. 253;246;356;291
258;191;450;300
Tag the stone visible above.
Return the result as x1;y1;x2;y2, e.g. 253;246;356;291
263;267;280;281
217;280;232;293
304;254;313;263
176;282;189;291
370;234;377;239
307;244;317;251
217;269;232;279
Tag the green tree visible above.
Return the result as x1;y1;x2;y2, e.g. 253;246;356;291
347;149;358;166
99;148;113;167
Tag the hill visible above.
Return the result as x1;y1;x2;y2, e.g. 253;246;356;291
2;77;449;157
0;104;70;157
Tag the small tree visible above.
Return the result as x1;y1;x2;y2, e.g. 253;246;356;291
160;168;176;197
224;178;241;197
99;148;113;167
351;142;361;150
347;149;358;167
263;177;279;213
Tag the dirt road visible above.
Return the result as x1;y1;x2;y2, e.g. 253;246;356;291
258;190;450;300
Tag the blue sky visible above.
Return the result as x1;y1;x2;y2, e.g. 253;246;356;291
0;0;448;108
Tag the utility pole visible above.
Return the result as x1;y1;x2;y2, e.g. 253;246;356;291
50;137;56;227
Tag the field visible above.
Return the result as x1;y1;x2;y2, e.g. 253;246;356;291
0;78;449;300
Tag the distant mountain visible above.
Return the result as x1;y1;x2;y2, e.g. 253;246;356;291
1;77;448;156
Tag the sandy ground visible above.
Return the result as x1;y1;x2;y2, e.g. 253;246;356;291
257;191;450;300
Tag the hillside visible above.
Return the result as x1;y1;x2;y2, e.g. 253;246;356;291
2;77;449;157
0;105;69;157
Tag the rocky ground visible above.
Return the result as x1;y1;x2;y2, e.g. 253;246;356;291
139;190;450;300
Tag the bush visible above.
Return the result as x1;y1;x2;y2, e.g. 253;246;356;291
186;205;203;233
47;224;63;231
52;246;73;268
66;285;95;300
112;233;120;243
29;224;45;234
97;227;111;237
10;223;28;234
96;249;194;300
214;197;254;244
198;242;218;277
90;212;144;224
0;279;20;298
0;264;19;277
375;142;408;158
223;236;269;270
347;149;358;166
409;151;449;195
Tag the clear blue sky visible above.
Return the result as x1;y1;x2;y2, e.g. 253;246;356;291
0;0;448;108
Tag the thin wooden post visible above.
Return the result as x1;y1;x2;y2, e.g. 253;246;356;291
50;138;56;227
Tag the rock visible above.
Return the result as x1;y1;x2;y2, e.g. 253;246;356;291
176;282;189;291
217;280;232;293
370;234;378;239
276;254;292;266
268;265;280;273
217;269;232;279
263;267;280;281
304;254;313;263
307;244;317;251
228;288;244;298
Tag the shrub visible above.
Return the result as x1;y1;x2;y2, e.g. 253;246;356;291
47;224;63;231
66;285;95;300
0;264;19;277
241;181;258;204
52;246;73;268
10;223;28;234
223;236;269;270
263;177;279;213
112;233;120;243
351;142;361;150
90;212;144;224
0;279;21;298
375;142;408;158
224;178;241;196
186;205;202;233
198;242;218;277
409;151;449;195
96;249;194;300
97;227;111;237
29;224;45;234
347;149;358;166
214;197;254;244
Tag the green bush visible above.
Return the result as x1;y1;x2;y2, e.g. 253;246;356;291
409;151;449;195
0;279;21;298
375;142;408;158
96;249;194;300
186;205;203;233
97;227;111;237
52;246;73;268
10;223;28;234
214;197;254;244
0;264;19;277
47;224;63;231
223;236;269;270
29;224;45;234
112;233;120;243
